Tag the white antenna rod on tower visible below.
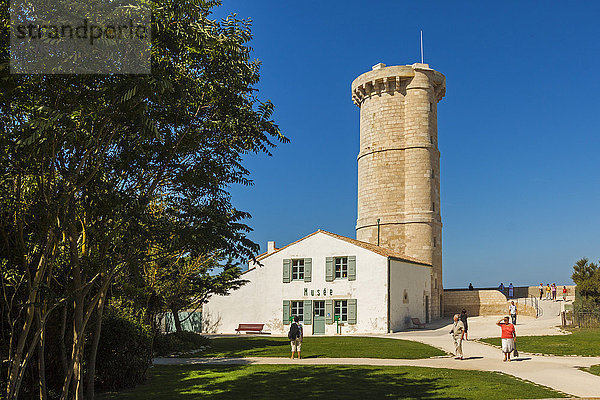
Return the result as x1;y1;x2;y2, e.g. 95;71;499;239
420;30;424;63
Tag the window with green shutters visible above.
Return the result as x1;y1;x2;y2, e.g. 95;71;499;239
329;256;356;281
284;258;311;283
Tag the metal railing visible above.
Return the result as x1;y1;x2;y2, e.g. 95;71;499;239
564;311;600;328
514;296;541;318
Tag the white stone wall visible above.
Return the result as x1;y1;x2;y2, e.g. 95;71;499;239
203;232;397;335
389;259;432;331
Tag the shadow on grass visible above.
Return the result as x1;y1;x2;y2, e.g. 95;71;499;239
195;337;288;357
168;365;461;400
100;364;565;400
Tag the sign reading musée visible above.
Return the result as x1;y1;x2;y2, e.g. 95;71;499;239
202;230;432;335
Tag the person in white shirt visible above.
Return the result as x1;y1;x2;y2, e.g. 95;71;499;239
509;301;517;325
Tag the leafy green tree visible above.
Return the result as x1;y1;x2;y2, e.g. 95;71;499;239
572;258;600;302
0;1;287;399
147;253;247;332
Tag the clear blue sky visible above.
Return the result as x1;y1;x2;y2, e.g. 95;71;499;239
214;1;600;288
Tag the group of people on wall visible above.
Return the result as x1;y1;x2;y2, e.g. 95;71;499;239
498;282;515;298
539;283;567;301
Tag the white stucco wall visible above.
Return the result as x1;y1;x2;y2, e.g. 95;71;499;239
389;259;432;331
203;232;390;335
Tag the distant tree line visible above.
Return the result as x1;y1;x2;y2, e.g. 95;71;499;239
0;1;287;399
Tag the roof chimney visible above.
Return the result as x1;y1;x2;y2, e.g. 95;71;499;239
267;241;276;254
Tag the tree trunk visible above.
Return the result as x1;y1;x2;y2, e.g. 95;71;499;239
85;282;107;400
36;309;48;400
61;211;84;400
59;303;68;375
6;242;53;400
171;307;182;333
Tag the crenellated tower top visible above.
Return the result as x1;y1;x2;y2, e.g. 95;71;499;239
351;63;446;107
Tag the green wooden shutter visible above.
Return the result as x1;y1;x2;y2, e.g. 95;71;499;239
348;256;356;281
325;299;334;324
348;299;357;325
283;259;291;283
325;257;334;282
304;258;312;282
303;300;312;325
283;300;290;324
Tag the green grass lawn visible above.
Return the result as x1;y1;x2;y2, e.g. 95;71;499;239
188;336;445;359
580;364;600;376
99;364;565;400
479;327;600;356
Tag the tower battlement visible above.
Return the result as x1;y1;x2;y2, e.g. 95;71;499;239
352;63;445;106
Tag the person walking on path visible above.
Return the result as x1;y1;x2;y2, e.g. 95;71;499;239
545;284;551;300
552;283;557;301
289;316;303;360
508;283;514;299
499;282;505;296
450;314;465;359
497;316;516;362
563;286;568;301
509;301;518;325
460;309;469;340
539;283;544;300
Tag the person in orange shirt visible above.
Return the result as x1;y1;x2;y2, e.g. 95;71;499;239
562;286;568;302
496;316;516;362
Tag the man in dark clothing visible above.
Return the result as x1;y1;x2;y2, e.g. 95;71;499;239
289;316;303;360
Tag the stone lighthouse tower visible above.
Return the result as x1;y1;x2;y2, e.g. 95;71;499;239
351;62;446;318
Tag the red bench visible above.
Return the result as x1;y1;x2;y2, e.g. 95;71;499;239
411;318;426;328
235;323;265;334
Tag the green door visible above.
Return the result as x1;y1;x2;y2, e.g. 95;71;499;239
313;301;325;335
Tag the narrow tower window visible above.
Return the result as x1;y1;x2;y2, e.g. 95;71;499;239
429;102;433;112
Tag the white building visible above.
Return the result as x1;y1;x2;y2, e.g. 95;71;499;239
202;230;432;335
203;63;446;334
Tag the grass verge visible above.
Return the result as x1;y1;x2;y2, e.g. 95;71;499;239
479;327;600;356
580;364;600;376
99;364;566;400
187;336;446;359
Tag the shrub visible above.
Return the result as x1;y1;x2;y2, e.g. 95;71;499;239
153;331;209;356
93;305;153;391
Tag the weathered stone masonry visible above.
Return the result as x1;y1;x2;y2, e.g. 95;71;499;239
352;63;446;318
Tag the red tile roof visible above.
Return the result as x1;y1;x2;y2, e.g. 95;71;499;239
252;229;430;266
